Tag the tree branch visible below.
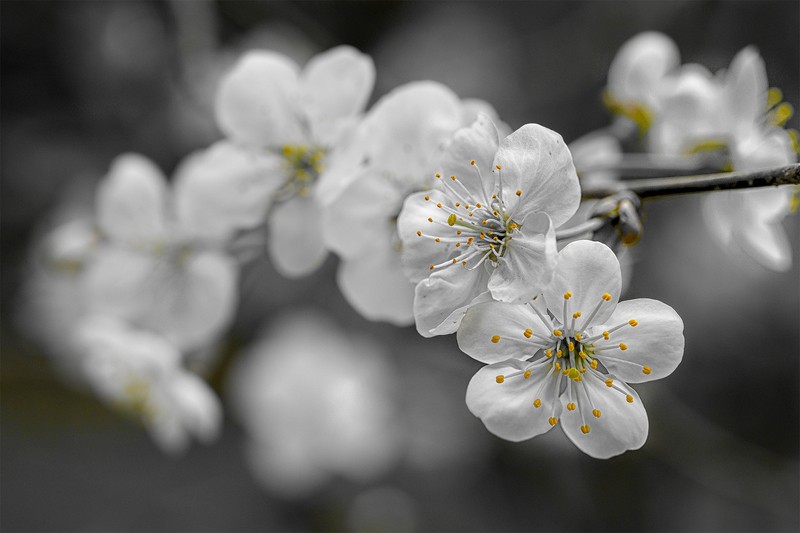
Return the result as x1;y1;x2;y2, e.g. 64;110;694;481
581;163;800;200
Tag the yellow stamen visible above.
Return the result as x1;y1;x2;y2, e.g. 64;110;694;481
545;349;553;358
470;159;476;166
495;165;502;170
602;331;610;340
434;238;440;243
628;319;638;327
642;366;652;375
572;311;581;319
592;409;601;418
491;335;501;344
575;333;583;341
563;291;572;300
605;378;613;387
523;370;531;379
451;175;457;181
767;87;783;108
447;214;456;226
626;394;634;403
523;329;532;339
533;399;542;408
515;190;522;196
495;375;504;384
619;343;628;351
553;329;563;337
548;417;558;426
429;264;434;270
580;425;590;434
590;359;598;369
567;402;576;411
435;173;441;178
416;231;422;237
602;293;611;301
568;368;580;381
424;195;430;201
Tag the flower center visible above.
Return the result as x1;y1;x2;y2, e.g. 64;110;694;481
276;144;326;201
491;291;648;434
417;162;524;273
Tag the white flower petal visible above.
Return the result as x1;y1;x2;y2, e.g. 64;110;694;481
215;50;305;148
492;124;580;226
457;301;547;364
466;359;560;442
321;168;400;258
169;372;223;444
96;153;168;243
591;299;684;383
734;218;792;272
300;46;375;146
560;372;648;459
436;113;500;201
83;245;158;322
413;265;491;338
359;81;463;181
724;46;767;136
607;32;680;106
488;212;556;303
267;195;328;278
173;142;285;242
544;241;622;327
337;243;415;326
397;190;457;284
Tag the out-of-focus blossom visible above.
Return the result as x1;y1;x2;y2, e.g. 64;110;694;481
397;116;580;337
76;315;222;454
319;81;506;325
213;46;375;277
457;240;684;458
228;311;401;498
605;32;681;135
84;153;238;352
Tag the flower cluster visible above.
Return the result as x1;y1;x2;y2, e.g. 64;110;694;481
26;32;799;463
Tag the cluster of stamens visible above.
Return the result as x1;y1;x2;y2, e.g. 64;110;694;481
492;291;650;435
417;160;524;272
275;144;326;201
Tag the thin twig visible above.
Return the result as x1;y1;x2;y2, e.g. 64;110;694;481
581;164;800;200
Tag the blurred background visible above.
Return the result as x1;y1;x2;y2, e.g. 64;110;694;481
2;1;798;531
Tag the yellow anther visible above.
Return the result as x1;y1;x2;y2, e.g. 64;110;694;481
562;369;569;375
767;87;783;108
495;164;502;170
788;129;799;154
619;343;628;351
563;291;572;300
602;331;610;340
554;362;561;371
629;319;638;327
492;194;497;199
479;233;485;239
575;333;583;342
568;342;575;352
567;402;576;411
435;238;441;243
482;220;488;226
464;204;470;209
427;217;433;223
523;370;531;379
590;359;598;369
467;237;474;244
626;394;634;403
592;409;601;418
447;214;456;226
515;190;522;196
545;349;553;358
602;293;611;301
770;102;793;127
493;210;499;216
523;329;532;339
416;231;422;237
456;230;462;235
455;243;461;248
436;202;442;208
568;368;580;381
469;212;474;217
489;244;495;249
533;399;542;408
424;195;430;201
572;311;582;319
556;350;563;358
578;351;587;359
455;202;461;207
580;425;591;434
461;260;467;266
495;375;505;384
509;223;517;230
548;417;558;426
452;259;457;264
470;159;476;166
435;173;441;178
553;329;563;337
642;365;652;375
605;378;614;387
429;264;434;270
491;335;501;344
451;175;457;181
476;203;482;208
579;368;586;374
